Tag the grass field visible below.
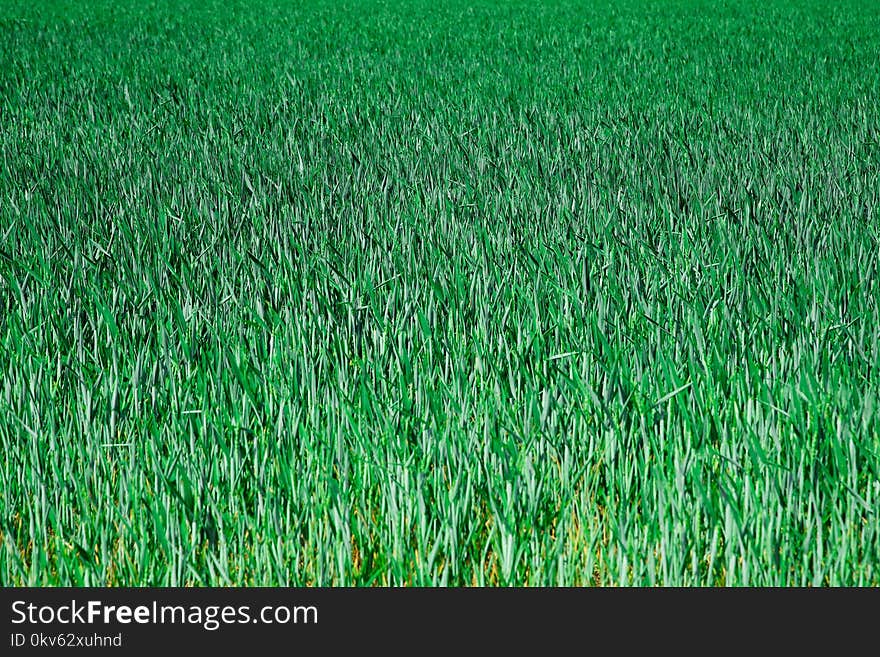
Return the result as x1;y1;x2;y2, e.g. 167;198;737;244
1;0;879;586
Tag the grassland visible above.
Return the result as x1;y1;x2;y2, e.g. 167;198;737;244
1;0;879;585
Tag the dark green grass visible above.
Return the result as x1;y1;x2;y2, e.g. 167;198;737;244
1;0;879;585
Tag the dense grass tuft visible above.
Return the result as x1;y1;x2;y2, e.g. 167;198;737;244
2;0;879;585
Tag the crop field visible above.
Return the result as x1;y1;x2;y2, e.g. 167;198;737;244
1;0;879;586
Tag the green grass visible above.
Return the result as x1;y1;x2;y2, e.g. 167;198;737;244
1;0;879;586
